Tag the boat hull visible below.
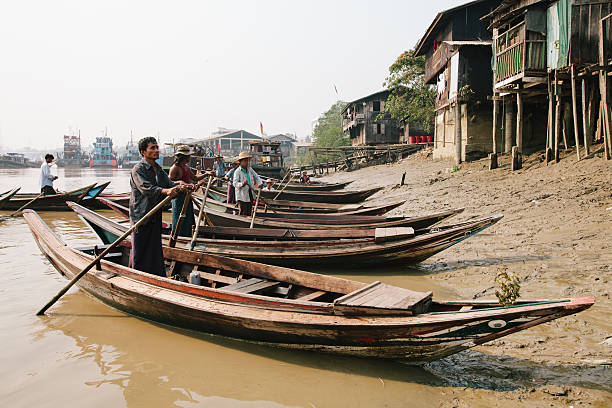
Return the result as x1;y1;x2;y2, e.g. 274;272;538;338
24;210;594;362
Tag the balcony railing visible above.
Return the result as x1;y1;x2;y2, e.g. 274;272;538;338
495;22;546;84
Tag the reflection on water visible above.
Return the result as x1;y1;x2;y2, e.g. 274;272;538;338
1;169;610;407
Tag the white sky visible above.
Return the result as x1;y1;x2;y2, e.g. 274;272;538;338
0;0;463;149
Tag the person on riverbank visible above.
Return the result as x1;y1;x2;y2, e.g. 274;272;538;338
224;161;239;204
40;154;58;195
232;151;263;216
213;155;226;187
169;145;213;237
129;137;186;276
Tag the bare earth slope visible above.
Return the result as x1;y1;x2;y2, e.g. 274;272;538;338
320;146;612;406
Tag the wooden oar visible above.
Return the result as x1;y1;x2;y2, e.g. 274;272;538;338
272;170;290;190
273;172;294;200
249;188;262;229
190;176;213;250
36;194;173;316
10;193;44;217
168;191;192;248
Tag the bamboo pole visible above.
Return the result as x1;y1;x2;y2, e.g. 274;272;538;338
9;193;43;217
250;188;262;229
273;172;294;200
516;91;523;154
571;65;581;160
168;191;192;248
189;176;212;251
600;17;612;160
37;194;173;315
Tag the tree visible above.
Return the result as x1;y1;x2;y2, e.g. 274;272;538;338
312;101;349;148
381;48;435;133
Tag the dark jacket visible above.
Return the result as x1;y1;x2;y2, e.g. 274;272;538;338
129;159;174;224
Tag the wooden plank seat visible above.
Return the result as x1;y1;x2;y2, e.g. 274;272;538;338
221;278;280;294
333;281;432;316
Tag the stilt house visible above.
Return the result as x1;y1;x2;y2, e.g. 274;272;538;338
485;0;612;169
341;90;430;146
414;0;503;162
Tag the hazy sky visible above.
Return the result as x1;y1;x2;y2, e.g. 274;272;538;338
0;0;463;150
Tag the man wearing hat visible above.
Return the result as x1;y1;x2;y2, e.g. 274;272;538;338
169;145;213;237
232;151;264;216
213;155;226;187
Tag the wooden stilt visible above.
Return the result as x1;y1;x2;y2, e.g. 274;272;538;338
547;74;554;163
516;91;523;154
490;97;498;170
554;70;561;163
571;65;581;160
562;101;571;149
582;79;590;156
600;17;612;160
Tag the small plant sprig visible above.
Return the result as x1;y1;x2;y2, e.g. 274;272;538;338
495;266;521;306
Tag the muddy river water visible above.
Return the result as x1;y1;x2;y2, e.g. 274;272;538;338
0;162;610;407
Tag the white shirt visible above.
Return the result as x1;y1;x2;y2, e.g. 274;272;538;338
233;166;262;202
40;162;55;189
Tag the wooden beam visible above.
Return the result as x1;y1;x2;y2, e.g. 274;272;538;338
600;17;612;160
454;102;462;165
571;65;581;160
516;91;523;153
554;70;561;163
582;79;590;156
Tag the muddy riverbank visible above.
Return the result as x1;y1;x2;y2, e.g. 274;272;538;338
320;145;612;406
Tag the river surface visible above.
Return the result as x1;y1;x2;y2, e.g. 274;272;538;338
0;167;610;407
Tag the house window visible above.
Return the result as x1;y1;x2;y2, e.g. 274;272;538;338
373;101;380;112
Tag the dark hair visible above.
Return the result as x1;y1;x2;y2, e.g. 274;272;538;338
45;154;54;160
138;137;157;154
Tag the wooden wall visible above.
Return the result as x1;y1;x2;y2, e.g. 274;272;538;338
570;0;612;65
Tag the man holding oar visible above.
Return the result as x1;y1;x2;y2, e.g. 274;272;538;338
130;137;189;276
232;151;264;216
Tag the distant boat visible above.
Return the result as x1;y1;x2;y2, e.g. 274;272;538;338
120;136;141;169
59;132;87;167
0;153;37;168
89;132;118;168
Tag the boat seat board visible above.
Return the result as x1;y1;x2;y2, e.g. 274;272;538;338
297;290;326;301
333;281;432;315
197;270;237;285
221;278;281;294
374;227;414;243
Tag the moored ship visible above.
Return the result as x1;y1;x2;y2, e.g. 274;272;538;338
89;134;118;168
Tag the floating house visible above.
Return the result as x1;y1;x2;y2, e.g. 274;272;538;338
249;140;284;178
414;0;503;162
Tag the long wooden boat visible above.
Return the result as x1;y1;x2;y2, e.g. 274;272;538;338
192;203;463;230
261;181;352;192
70;201;503;267
0;183;96;211
25;210;594;362
0;187;21;210
210;185;382;204
198;190;405;216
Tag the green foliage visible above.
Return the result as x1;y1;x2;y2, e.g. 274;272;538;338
312;101;349;148
494;266;521;306
381;49;435;133
457;85;474;98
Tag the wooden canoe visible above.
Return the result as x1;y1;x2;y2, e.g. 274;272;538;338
197;190;405;216
0;183;96;211
0;187;21;210
70;201;504;267
191;203;463;230
210;185;383;204
25;209;594;362
261;180;352;191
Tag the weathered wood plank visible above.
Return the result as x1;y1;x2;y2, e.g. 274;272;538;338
232;280;280;294
297;290;327;301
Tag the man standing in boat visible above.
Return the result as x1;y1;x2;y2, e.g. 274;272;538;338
169;145;213;237
130;137;187;276
232;151;264;216
213;155;226;187
40;154;58;195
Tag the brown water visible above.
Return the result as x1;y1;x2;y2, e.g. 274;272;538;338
1;167;611;407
